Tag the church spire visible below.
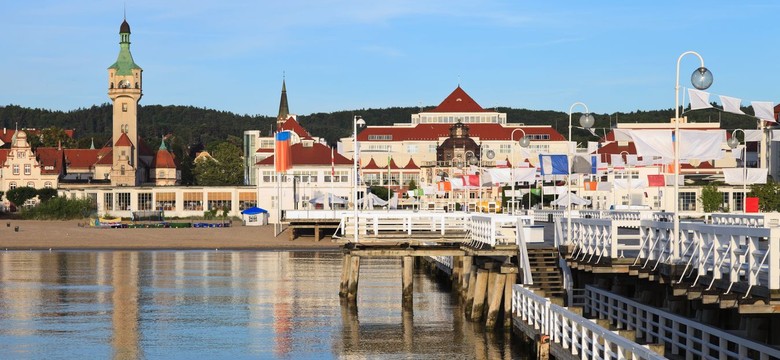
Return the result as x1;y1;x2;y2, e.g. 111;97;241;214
276;76;289;129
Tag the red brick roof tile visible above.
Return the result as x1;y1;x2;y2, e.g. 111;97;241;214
64;149;101;169
115;133;133;147
358;124;563;141
257;143;351;166
279;117;311;138
152;149;177;169
430;86;487;113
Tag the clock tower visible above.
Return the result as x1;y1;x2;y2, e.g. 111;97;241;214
108;18;143;186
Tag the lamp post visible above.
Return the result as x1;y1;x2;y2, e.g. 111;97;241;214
673;51;713;261
620;150;631;207
510;128;531;214
728;129;747;212
353;115;366;243
567;102;595;246
466;149;483;212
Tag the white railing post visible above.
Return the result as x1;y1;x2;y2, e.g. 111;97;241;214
770;227;780;291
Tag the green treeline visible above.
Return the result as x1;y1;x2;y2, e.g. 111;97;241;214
0;103;760;150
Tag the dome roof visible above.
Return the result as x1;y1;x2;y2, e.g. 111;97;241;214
120;19;131;34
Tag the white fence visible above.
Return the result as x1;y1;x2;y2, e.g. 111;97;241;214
585;285;780;360
337;211;471;240
637;216;780;295
558;217;643;263
512;285;665;360
470;215;533;248
532;209;567;223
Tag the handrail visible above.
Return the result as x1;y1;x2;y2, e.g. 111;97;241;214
513;285;665;360
586;285;780;360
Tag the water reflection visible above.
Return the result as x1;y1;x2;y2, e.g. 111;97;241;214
0;251;525;359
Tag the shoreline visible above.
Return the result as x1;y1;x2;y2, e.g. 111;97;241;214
0;219;342;251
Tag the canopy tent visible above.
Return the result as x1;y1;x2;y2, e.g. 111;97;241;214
550;192;592;207
308;193;348;205
241;206;268;215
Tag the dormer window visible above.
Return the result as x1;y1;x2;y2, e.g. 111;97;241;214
303;140;314;148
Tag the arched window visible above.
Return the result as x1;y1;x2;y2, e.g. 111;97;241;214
9;182;16;190
120;165;125;175
26;182;34;188
135;82;139;89
44;181;52;189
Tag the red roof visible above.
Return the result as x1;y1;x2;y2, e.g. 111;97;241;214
257;143;352;166
255;148;274;153
137;136;154;157
429;86;487;113
35;147;64;175
96;149;113;165
362;158;381;169
279;117;311;138
388;158;400;169
0;149;8;164
64;149;101;169
358;124;564;141
404;158;419;169
0;128;75;146
153;149;177;169
115;133;133;147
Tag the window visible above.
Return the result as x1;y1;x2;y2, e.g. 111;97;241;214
138;193;152;211
262;171;275;183
12;164;19;175
680;192;697;211
26;182;34;188
44;181;52;189
406;145;418;154
9;182;17;190
155;192;176;211
24;164;31;175
104;193;114;211
122;103;128;112
732;192;745;213
207;192;231;213
367;135;392;140
292;170;317;183
363;173;380;186
183;192;203;211
325;170;349;183
260;139;274;148
499;144;511;154
116;192;131;211
402;173;419;186
238;192;257;210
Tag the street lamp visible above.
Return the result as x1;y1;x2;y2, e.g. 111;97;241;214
728;129;747;212
510;128;530;214
673;51;713;260
567;102;595;247
353;115;366;243
620;150;631;207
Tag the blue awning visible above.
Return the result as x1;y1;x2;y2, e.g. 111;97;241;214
241;207;268;215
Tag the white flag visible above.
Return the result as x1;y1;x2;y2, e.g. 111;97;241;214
720;95;744;115
752;101;775;122
688;89;713;110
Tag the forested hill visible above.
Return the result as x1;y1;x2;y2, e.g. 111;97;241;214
0;103;762;149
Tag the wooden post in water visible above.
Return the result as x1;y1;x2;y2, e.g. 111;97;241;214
347;255;361;302
461;256;473;297
503;271;517;329
465;265;478;318
485;273;506;328
402;256;414;309
339;255;351;297
451;256;461;288
471;269;489;322
485;264;497;310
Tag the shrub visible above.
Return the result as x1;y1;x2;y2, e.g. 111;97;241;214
37;188;59;202
6;187;37;208
20;197;94;220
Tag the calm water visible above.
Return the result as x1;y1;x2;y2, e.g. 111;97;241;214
0;251;526;359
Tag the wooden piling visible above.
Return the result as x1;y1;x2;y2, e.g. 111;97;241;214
402;256;414;309
486;266;498;310
461;256;473;297
471;269;489;322
339;255;351;297
465;266;478;318
504;272;516;329
347;255;361;302
485;273;507;328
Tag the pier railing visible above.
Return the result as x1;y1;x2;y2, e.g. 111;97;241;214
708;213;780;228
512;285;665;360
338;211;471;241
532;209;566;223
585;285;780;360
470;215;533;248
557;217;643;262
637;217;780;295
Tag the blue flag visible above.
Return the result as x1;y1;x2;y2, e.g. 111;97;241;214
539;154;569;175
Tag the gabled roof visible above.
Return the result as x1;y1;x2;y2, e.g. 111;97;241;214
96;149;113;165
357;124;564;141
115;133;134;147
279;117;311;138
404;158;419;170
0;149;8;164
64;149;102;169
35;147;64;175
256;143;352;166
362;158;381;170
388;158;401;170
429;86;487;113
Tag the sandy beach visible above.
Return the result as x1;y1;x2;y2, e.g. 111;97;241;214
0;220;342;251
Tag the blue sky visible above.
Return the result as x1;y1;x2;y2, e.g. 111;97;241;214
1;1;778;117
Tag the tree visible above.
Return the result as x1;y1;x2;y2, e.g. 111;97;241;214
6;187;38;208
748;181;780;212
699;182;725;213
192;141;243;185
407;179;417;191
37;188;59;202
39;127;76;148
